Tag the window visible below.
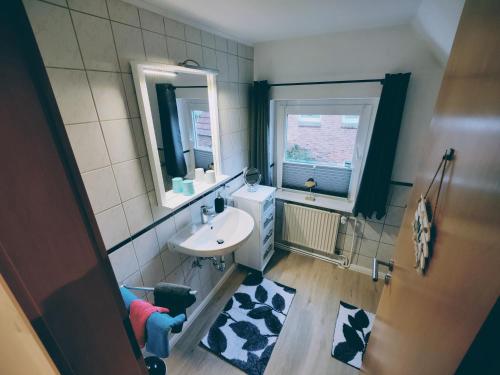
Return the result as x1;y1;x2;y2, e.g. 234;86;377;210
275;99;378;203
298;114;321;127
191;109;212;151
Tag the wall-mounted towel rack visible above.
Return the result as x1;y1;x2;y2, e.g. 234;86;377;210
122;284;197;295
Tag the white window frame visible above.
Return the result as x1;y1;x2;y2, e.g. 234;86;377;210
274;98;379;212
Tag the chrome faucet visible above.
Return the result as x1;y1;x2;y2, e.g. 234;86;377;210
200;205;215;224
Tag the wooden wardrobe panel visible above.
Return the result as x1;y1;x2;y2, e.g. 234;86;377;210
363;1;500;374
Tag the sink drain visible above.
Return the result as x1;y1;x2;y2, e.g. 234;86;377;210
216;239;224;244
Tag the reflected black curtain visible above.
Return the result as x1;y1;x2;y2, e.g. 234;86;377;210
156;83;187;177
249;80;272;185
353;73;411;219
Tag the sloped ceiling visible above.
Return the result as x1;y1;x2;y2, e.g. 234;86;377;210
128;0;465;65
412;0;465;65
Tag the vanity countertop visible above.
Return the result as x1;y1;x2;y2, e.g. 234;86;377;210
232;185;276;202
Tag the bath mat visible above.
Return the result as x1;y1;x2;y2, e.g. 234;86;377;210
200;273;296;375
332;301;375;369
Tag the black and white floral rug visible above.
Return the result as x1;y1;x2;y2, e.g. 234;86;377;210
200;273;296;375
332;301;375;369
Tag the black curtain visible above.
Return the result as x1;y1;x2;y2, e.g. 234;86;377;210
156;83;187;178
353;73;411;219
249;80;272;185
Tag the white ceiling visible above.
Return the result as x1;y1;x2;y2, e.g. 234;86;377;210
132;0;424;45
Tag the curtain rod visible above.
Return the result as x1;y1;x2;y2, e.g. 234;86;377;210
268;78;384;87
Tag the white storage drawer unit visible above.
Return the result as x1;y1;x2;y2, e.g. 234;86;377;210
232;185;276;271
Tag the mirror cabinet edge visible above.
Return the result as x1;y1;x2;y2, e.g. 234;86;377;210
130;61;225;210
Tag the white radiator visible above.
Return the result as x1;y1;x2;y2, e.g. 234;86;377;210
282;203;340;255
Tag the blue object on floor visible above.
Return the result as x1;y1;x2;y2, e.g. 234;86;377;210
119;287;186;358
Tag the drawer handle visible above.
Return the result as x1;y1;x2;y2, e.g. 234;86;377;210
263;229;273;244
264;213;274;227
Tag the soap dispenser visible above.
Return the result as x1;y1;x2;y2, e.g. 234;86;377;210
214;192;224;213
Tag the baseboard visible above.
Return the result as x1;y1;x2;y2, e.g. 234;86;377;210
275;242;386;280
169;263;236;349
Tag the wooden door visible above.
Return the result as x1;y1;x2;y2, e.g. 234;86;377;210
0;1;146;374
363;1;500;374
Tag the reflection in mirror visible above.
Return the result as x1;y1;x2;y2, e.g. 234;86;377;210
145;71;214;190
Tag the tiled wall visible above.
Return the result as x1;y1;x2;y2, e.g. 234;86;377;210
275;183;412;272
24;0;253;310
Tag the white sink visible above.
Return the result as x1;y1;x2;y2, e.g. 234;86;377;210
169;206;254;257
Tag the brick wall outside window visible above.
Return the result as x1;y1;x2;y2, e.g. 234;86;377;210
286;115;357;166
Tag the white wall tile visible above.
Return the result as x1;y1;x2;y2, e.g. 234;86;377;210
219;108;240;136
87;71;129;120
140;255;165;286
155;217;175;250
122;74;139;117
140;156;154;191
380;224;399;245
237;43;246;57
143;30;168;62
81;166;121;213
356;254;372;269
160;249;182;276
342;234;361;252
133;228;160;266
47;68;97;124
109;242;138;282
227;39;238;55
186;42;203;64
202;47;216;69
24;0;83;69
363;221;383;241
166;37;187;62
112;22;145;72
390;185;411;207
385;206;405;227
123;193;153;234
185;25;201;44
214;36;228;52
95;204;130;248
139;8;164;34
227;54;238;82
71;12;119;72
121;271;145;298
359;238;379;257
101;119;138;163
65;122;109;172
113;158;147;201
68;0;108;18
107;0;140;27
377;243;395;263
174;208;191;230
131;118;147;156
148;191;172;221
201;31;215;48
164;18;185;39
164;264;184;283
216;51;228;81
40;0;67;6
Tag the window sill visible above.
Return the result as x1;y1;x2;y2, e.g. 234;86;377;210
275;188;354;213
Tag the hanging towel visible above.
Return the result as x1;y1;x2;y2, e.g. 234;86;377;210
119;287;186;358
130;300;170;347
154;283;196;334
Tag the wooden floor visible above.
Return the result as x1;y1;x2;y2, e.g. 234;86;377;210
167;250;382;375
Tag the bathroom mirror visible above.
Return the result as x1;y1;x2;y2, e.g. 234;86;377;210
244;167;261;192
132;62;228;209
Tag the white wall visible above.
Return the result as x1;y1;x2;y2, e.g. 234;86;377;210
254;24;445;183
412;0;465;65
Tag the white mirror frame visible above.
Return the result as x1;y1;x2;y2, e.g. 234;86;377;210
131;61;229;209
